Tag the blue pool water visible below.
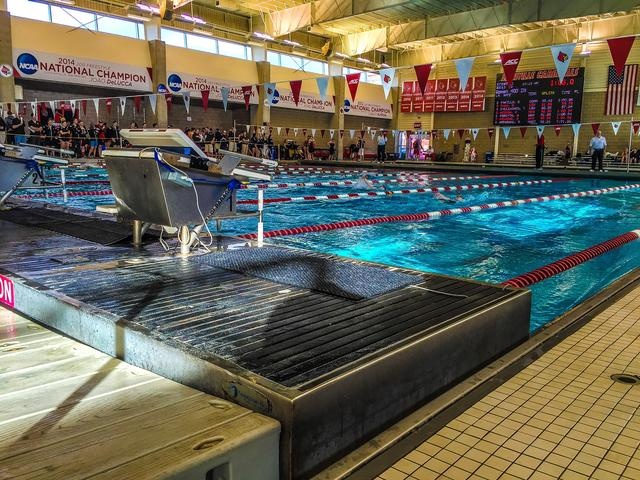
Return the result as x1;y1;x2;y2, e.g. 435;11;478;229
20;167;640;331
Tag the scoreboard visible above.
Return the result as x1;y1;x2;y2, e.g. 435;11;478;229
493;67;584;126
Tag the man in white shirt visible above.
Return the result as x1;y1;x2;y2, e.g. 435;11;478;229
376;134;387;162
590;130;607;172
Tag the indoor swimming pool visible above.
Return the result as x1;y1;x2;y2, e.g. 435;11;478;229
20;166;640;331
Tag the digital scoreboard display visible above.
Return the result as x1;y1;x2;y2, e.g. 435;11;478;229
493;67;584;126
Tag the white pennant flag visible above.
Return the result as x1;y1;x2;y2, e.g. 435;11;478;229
246;124;251;132
148;94;157;115
379;67;395;99
572;123;581;137
182;91;191;114
13;102;18;115
392;130;397;137
264;83;276;104
455;57;475;91
294;128;298;136
277;127;281;135
315;77;329;101
221;86;230;111
119;97;127;117
90;98;99;117
502;126;511;139
611;121;622;135
311;128;316;137
443;129;451;141
370;131;376;140
70;99;77;113
550;43;576;83
30;101;37;116
49;100;56;112
329;129;335;139
349;129;355;139
471;128;479;140
536;125;545;138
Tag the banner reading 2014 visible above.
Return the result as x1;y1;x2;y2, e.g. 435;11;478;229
13;50;153;92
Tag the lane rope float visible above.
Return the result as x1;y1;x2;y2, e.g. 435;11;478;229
238;184;640;240
502;230;640;288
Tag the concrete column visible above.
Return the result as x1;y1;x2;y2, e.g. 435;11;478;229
252;60;270;126
144;16;161;41
0;4;16;105
331;76;345;160
148;39;167;127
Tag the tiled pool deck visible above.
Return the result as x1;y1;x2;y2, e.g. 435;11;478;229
377;284;640;480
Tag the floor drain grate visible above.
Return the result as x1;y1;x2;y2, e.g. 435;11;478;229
610;374;640;385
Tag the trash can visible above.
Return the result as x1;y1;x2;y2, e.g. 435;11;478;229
485;152;494;163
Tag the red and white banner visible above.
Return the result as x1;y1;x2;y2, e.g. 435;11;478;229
165;71;258;105
13;50;152;92
402;77;485;113
344;99;392;119
345;73;361;102
500;51;522;86
0;274;14;308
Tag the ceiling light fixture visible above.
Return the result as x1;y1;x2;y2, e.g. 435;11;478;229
127;13;151;21
193;28;213;36
253;32;274;41
136;3;159;14
283;39;301;47
180;13;206;25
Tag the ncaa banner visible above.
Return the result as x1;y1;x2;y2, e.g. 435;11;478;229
268;86;334;113
343;99;392;119
166;72;258;105
13;50;152;91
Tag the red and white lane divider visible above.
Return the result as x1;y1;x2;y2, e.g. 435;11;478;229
240;175;502;190
238;184;640;240
238;179;558;205
502;230;640;288
17;189;113;199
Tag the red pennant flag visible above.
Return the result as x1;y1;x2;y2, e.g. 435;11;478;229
241;86;252;111
164;93;172;111
201;89;210;112
591;123;600;135
457;129;465;139
285;127;290;136
105;98;112;115
360;129;365;139
81;99;87;116
339;129;344;138
607;37;636;76
414;64;432;95
134;96;142;113
302;128;307;137
499;51;522;86
519;127;527;138
488;128;495;139
290;80;303;106
269;127;273;134
431;129;437;138
554;126;562;136
321;129;325;138
633;121;640;135
345;73;361;102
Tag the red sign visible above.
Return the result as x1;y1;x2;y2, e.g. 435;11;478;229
0;274;14;308
412;80;424;113
400;81;413;113
404;76;486;113
413;122;422;129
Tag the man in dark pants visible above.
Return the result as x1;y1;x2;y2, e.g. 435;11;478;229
535;134;545;169
590;130;607;172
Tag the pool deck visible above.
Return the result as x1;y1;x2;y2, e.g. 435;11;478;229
0;307;280;480
370;279;640;480
0;202;530;479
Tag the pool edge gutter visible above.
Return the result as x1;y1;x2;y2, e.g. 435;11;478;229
313;267;640;480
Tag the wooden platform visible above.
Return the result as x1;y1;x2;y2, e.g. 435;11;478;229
0;308;280;480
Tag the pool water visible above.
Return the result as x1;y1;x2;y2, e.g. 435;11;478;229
20;167;640;332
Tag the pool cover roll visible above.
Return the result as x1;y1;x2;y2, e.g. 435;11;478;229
190;247;422;300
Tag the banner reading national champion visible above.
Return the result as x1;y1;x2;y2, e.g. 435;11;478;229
401;77;487;113
13;50;152;92
493;68;585;126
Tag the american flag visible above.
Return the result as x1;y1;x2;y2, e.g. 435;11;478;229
605;64;638;115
